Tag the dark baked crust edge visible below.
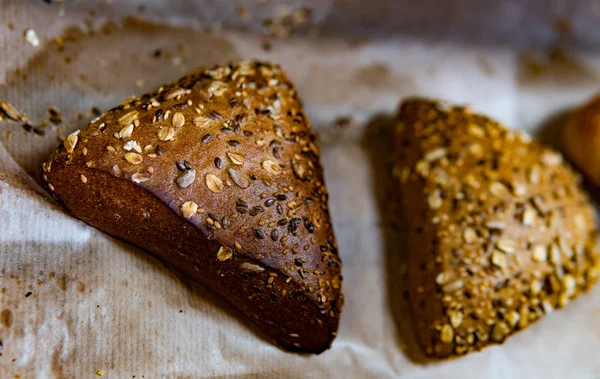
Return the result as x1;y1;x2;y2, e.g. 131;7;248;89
45;157;338;354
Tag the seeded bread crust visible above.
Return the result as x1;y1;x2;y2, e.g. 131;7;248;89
394;98;600;358
42;60;342;354
563;94;600;187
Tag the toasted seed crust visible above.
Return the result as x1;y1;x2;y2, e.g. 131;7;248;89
394;98;600;358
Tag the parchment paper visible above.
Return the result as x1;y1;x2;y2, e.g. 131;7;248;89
1;1;600;378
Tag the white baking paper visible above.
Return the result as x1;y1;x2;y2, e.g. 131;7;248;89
1;1;600;378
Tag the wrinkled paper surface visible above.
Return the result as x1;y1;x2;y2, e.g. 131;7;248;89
1;1;600;378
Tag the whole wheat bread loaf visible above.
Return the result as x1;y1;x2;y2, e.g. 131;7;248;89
42;60;343;354
394;98;600;358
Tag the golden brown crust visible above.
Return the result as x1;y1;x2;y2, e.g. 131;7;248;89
563;94;600;187
394;98;600;358
42;60;342;354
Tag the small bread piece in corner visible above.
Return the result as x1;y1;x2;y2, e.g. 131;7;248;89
563;94;600;187
393;98;600;358
42;60;342;354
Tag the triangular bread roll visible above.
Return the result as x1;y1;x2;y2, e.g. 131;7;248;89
42;60;342;354
394;98;600;358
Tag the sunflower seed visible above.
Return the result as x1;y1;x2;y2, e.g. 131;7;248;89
249;206;265;216
208;110;223;119
240;262;265;273
271;228;279;241
132;170;152;183
228;168;249;189
176;169;196;188
254;229;265;239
